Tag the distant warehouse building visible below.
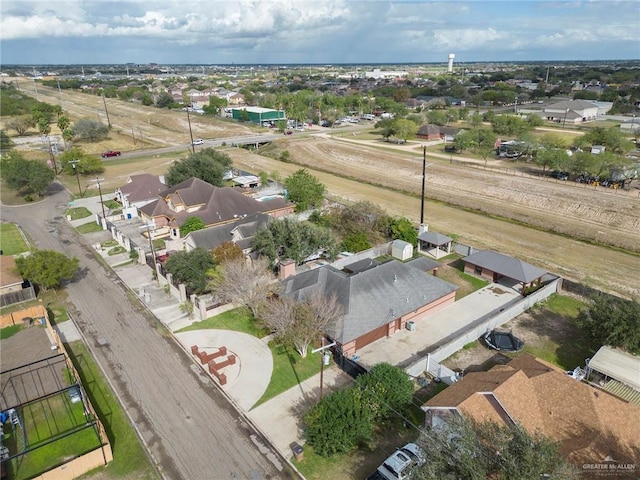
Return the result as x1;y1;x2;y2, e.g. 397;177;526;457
232;106;286;124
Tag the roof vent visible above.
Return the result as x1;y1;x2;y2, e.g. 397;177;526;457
393;274;398;282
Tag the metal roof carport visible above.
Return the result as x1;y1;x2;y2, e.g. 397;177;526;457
587;346;640;390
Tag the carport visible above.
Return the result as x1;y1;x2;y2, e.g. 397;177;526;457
587;346;640;390
462;250;547;295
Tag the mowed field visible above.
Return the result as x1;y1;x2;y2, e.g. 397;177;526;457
8;79;640;299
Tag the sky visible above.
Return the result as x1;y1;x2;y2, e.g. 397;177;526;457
1;0;639;65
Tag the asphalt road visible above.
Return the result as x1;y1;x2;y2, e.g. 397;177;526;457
0;184;284;480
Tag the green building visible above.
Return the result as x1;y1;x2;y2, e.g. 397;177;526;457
232;106;286;124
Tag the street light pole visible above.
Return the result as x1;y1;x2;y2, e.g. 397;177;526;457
562;107;569;128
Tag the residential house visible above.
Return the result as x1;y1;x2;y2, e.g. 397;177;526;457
0;256;23;295
183;212;271;254
422;354;640;466
416;125;461;141
115;174;168;218
0;255;35;307
280;258;458;357
138;177;293;240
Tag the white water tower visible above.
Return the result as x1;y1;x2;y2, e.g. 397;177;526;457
447;53;455;73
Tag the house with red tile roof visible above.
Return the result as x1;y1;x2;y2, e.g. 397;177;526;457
422;354;640;466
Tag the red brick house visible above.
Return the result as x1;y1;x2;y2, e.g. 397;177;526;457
280;258;458;357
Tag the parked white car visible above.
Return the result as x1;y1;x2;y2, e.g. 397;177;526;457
367;443;425;480
192;138;204;145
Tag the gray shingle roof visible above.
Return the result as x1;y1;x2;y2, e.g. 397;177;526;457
463;250;547;283
418;231;453;246
186;212;271;250
282;260;458;344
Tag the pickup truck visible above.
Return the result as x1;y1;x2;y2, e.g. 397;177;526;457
101;150;121;158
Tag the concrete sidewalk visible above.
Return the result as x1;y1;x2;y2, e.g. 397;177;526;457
248;365;352;459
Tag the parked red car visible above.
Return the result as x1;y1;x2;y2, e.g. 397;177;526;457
101;150;121;158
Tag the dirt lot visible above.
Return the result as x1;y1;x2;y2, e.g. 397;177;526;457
6;79;640;298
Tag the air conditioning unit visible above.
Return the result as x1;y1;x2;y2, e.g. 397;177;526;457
406;321;416;331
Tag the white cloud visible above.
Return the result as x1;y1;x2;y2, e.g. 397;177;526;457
0;0;637;63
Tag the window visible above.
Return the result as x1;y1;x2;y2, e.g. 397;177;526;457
475;265;482;275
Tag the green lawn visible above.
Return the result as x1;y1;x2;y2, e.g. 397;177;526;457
177;307;269;338
65;341;158;478
0;324;23;339
437;258;489;299
253;342;322;408
0;222;29;255
518;294;594;370
76;221;103;234
66;207;92;220
3;392;103;480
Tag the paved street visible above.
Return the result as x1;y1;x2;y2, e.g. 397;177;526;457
0;184;286;480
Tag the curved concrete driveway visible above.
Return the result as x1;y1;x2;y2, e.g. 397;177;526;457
175;330;273;412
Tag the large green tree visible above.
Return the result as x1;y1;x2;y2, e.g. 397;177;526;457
58;147;105;175
0;151;55;197
0;129;14;151
283;169;326;212
389;217;418;247
15;250;79;290
164;248;216;295
577;293;640;355
414;417;579;480
180;216;205;237
166;148;233;187
354;362;413;422
304;388;373;457
393;118;418;143
251;217;338;266
73;118;109;142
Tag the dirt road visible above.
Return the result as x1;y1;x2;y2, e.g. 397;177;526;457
0;187;284;480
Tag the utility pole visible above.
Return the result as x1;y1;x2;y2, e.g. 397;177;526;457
46;136;58;176
69;160;82;197
311;338;335;400
420;147;427;226
95;177;106;219
102;96;111;128
186;107;195;153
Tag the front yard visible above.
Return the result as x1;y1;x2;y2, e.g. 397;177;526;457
176;307;322;407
